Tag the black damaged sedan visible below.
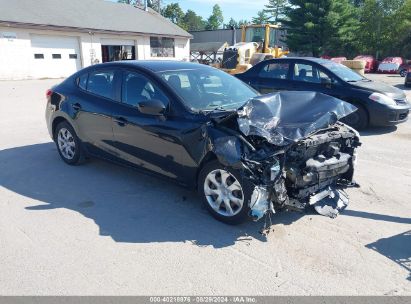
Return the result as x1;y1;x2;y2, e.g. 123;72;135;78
46;61;361;224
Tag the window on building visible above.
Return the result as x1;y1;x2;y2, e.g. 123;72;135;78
52;54;62;59
101;45;135;63
122;71;169;108
69;54;78;59
34;54;44;59
150;37;175;57
87;70;116;100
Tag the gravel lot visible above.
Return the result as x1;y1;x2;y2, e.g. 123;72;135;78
0;73;410;295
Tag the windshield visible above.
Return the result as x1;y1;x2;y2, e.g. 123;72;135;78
158;68;258;112
320;61;365;82
245;27;265;43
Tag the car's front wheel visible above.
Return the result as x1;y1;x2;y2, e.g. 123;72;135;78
400;69;407;77
342;105;368;130
198;160;253;224
54;121;85;165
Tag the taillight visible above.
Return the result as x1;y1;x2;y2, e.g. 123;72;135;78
46;89;52;98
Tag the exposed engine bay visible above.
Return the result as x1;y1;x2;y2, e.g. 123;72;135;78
212;91;361;223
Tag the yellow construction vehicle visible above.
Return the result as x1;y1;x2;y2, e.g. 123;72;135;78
217;24;289;74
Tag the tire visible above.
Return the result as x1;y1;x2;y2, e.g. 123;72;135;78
198;160;254;225
54;121;85;165
342;105;368;130
400;69;407;77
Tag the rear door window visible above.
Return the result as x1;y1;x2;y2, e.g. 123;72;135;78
87;70;116;100
258;62;290;79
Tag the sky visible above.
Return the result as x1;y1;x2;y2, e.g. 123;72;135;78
163;0;269;22
110;0;269;22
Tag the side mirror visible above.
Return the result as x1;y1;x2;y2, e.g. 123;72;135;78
137;99;166;116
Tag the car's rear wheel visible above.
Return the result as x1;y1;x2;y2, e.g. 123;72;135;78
54;121;85;165
342;105;368;130
198;160;253;225
400;69;407;77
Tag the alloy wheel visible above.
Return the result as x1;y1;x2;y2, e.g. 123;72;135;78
57;128;76;160
203;169;244;217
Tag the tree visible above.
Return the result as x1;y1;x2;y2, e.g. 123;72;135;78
238;19;250;27
183;10;206;31
206;4;224;30
117;0;159;10
118;0;144;5
148;0;161;12
162;2;185;25
252;10;270;24
281;0;363;57
281;0;334;56
392;0;411;58
349;0;365;6
225;18;239;29
264;0;289;23
355;0;409;59
325;0;361;57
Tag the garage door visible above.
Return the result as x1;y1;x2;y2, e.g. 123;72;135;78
30;34;81;78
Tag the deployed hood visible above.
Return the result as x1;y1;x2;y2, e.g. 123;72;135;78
352;80;406;99
237;91;357;146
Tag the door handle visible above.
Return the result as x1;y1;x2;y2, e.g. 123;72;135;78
114;116;128;126
72;103;82;111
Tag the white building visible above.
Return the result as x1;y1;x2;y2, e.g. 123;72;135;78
0;0;191;80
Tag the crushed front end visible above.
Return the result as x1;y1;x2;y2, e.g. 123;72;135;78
213;91;361;221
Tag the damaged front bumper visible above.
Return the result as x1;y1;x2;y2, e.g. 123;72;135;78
249;184;352;221
310;187;349;218
247;159;358;221
212;92;362;222
241;123;361;221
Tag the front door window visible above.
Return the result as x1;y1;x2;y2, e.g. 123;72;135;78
122;71;169;109
293;63;321;83
258;62;290;79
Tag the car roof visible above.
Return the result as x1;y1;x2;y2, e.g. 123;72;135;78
89;60;211;73
270;57;332;64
